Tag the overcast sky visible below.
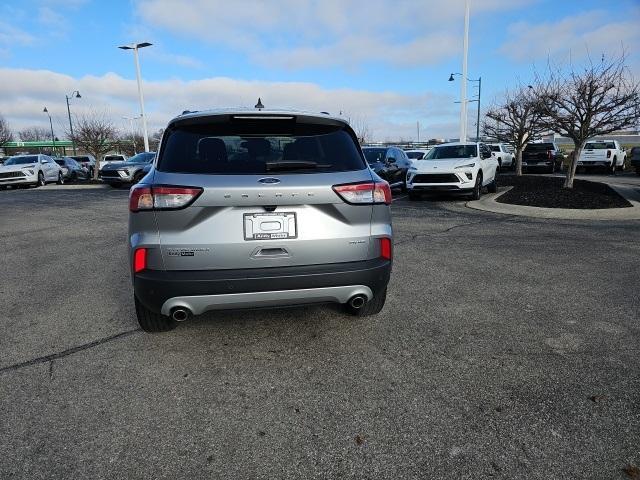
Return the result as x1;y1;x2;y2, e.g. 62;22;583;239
0;0;638;141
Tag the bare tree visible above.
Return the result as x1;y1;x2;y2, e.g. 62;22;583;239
0;114;13;147
18;126;51;142
70;112;117;180
537;54;640;188
351;117;372;145
149;128;164;151
118;131;145;156
483;86;548;175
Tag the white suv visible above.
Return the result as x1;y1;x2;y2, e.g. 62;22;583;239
488;143;515;169
406;142;498;200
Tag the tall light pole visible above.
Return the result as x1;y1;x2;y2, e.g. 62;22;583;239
118;42;152;152
43;107;56;153
449;74;481;141
123;115;141;154
65;90;81;155
460;0;470;142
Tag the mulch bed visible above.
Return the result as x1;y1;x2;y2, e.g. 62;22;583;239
496;174;632;209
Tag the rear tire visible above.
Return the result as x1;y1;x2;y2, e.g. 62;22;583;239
487;175;497;193
344;287;387;316
135;296;177;332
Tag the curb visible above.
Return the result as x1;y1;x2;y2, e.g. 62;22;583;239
466;186;640;221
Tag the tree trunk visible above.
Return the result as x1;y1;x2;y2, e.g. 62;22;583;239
564;143;582;189
515;148;523;176
93;154;101;180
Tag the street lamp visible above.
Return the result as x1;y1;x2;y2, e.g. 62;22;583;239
118;42;152;152
65;90;81;155
43;107;56;153
449;73;482;141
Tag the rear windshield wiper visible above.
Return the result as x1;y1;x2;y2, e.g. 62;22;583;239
265;161;332;171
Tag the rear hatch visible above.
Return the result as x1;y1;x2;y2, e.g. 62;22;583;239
150;113;377;270
580;141;614;163
523;144;554;163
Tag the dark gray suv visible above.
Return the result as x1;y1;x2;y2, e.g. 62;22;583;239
128;110;393;332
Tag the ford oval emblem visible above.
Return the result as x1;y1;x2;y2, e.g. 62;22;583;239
258;177;281;184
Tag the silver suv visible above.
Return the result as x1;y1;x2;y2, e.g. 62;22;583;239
129;110;393;332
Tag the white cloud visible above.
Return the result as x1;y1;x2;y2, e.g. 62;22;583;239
0;68;460;140
146;49;204;69
500;9;640;63
0;21;35;48
135;0;533;69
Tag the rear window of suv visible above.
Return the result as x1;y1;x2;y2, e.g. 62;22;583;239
157;121;365;174
525;143;555;152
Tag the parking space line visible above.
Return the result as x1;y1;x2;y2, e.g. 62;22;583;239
393;195;407;202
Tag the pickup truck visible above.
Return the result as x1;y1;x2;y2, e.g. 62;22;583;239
578;139;626;173
522;142;564;173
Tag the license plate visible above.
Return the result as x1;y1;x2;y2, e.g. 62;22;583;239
243;212;297;240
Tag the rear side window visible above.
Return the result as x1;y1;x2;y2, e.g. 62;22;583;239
158;122;365;174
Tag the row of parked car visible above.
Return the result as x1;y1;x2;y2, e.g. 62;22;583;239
361;139;640;201
0;152;156;189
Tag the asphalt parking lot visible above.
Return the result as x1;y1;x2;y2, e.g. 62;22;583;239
1;185;639;479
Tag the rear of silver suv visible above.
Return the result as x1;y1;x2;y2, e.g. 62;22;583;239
129;110;392;332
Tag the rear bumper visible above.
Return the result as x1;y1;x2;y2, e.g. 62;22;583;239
134;258;392;314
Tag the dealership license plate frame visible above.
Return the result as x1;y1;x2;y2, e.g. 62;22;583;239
243;212;297;241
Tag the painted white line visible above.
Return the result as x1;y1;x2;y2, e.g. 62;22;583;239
392;195;407;202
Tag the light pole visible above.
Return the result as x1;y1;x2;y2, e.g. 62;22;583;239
118;42;152;152
460;0;470;142
123;115;141;154
65;90;81;155
449;74;481;141
43;107;56;154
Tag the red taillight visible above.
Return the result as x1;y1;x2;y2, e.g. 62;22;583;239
332;181;392;205
607;150;611;158
379;237;392;260
547;150;552;159
133;248;147;273
129;185;203;212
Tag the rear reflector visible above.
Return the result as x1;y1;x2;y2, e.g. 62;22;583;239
379;237;392;260
130;185;203;212
133;248;147;273
332;181;392;205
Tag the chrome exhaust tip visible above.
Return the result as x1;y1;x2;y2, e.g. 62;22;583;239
170;307;191;322
348;295;367;309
